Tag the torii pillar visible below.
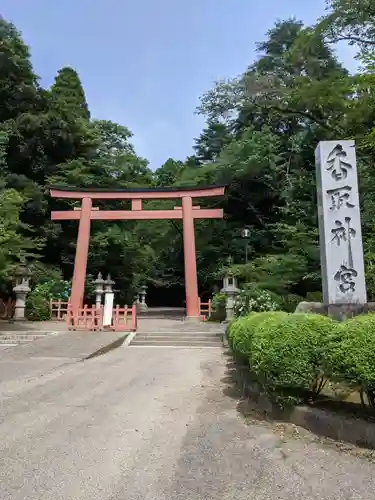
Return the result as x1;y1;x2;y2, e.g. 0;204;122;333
49;185;225;320
182;195;199;318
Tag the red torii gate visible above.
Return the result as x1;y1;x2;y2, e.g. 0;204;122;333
49;185;225;319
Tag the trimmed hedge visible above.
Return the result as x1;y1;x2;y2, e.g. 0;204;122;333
250;313;335;406
228;311;287;357
326;313;375;407
228;311;340;407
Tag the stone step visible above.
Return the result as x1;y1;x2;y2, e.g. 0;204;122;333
0;334;50;340
130;339;221;347
135;330;222;335
0;332;57;345
138;327;224;334
0;339;33;345
133;334;222;342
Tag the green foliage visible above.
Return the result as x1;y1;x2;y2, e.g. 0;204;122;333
2;8;375;310
51;66;90;120
317;0;375;57
325;314;375;407
0;188;39;277
250;313;336;405
228;311;287;358
33;279;71;300
280;293;304;312
25;291;51;321
233;285;280;317
229;312;338;407
154;158;184;186
210;292;226;321
29;263;63;285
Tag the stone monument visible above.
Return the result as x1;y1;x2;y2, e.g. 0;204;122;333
298;140;371;319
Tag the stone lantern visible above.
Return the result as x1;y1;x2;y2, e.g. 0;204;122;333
13;259;31;321
221;268;239;322
104;274;115;295
94;272;105;309
137;285;148;313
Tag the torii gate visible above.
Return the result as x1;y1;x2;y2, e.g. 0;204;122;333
49;185;225;319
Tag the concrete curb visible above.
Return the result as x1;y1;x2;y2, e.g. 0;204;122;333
84;334;128;359
123;330;137;347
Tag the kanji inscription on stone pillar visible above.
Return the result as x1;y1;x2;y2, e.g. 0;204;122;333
315;140;367;305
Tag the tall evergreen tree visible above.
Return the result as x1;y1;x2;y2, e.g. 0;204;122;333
0;17;38;122
50;66;90;120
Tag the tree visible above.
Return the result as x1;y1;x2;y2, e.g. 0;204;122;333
0;188;40;278
0;17;38;122
50;66;90;120
193;121;232;163
317;0;375;55
154;158;184;186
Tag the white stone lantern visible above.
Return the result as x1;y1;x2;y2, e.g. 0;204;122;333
221;269;240;321
94;272;105;309
137;285;148;313
13;260;31;321
104;274;115;294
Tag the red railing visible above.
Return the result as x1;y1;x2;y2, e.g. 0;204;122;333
66;303;137;332
199;298;212;321
66;304;103;331
50;299;69;320
0;298;15;319
111;304;137;331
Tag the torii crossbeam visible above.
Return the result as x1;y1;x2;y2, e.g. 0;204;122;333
49;185;225;320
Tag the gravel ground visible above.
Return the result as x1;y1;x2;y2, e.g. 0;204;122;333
0;346;374;499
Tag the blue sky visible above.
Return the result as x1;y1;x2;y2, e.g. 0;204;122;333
2;0;357;170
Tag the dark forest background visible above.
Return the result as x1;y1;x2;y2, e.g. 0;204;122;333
2;0;375;307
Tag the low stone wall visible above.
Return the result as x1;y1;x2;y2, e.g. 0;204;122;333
291;406;375;449
295;301;375;321
230;355;375;449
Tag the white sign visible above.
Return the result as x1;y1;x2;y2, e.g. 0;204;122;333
103;292;114;326
315;140;367;305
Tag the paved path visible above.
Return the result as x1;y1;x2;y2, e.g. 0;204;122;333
0;346;374;499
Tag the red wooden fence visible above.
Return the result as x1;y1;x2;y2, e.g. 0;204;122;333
66;303;137;332
199;298;212;321
66;304;103;331
50;299;69;320
111;304;137;331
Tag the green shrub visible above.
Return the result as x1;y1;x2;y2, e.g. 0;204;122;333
280;293;303;312
250;313;336;406
210;292;226;321
25;292;51;321
33;279;71;300
229;311;287;358
325;313;375;407
227;312;256;355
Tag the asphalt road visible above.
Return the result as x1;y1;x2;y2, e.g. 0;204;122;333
0;346;374;499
